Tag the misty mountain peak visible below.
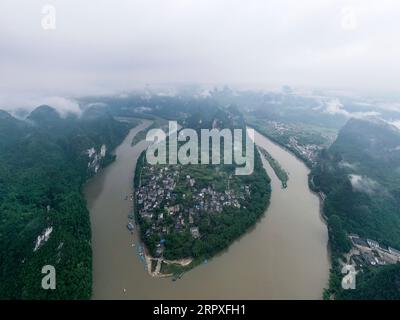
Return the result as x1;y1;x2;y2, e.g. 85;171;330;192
332;117;400;166
81;106;112;122
27;105;61;124
0;109;14;120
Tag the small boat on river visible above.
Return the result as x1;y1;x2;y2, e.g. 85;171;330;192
127;222;134;233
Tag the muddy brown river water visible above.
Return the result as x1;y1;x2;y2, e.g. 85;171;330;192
85;122;329;299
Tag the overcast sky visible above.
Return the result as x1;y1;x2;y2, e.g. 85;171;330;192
1;0;400;110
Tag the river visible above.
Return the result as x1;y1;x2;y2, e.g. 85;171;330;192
85;121;329;299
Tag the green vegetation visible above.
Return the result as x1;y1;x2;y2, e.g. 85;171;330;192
341;264;400;299
160;261;183;275
247;111;400;300
144;154;269;262
258;147;288;188
131;118;168;147
248;117;337;147
311;118;400;299
134;107;271;272
0;106;132;299
4;90;399;299
247;117;337;168
150;259;158;273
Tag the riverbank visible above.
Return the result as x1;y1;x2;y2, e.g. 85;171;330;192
257;146;289;188
144;249;193;278
252;126;330;236
248;124;315;168
253;127;333;300
131;147;197;279
87;123;329;299
132;124;272;277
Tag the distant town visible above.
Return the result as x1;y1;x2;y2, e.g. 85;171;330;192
269;121;323;165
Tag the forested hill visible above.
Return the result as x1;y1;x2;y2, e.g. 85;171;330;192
0;106;134;299
311;118;400;299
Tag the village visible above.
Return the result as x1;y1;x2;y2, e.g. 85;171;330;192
288;136;320;165
265;121;325;166
346;234;400;269
135;162;250;260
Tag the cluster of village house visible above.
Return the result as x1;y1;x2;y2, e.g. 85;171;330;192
136;164;250;256
269;121;320;165
349;234;400;267
288;136;320;165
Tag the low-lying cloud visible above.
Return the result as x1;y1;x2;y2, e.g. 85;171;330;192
349;174;380;195
324;99;381;119
0;95;81;118
2;0;400;104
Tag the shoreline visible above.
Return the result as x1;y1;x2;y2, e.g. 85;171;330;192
252;127;332;293
132;146;194;278
132;126;271;278
134;126;329;280
251;126;329;223
247;125;314;169
143;250;193;278
88;120;330;299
